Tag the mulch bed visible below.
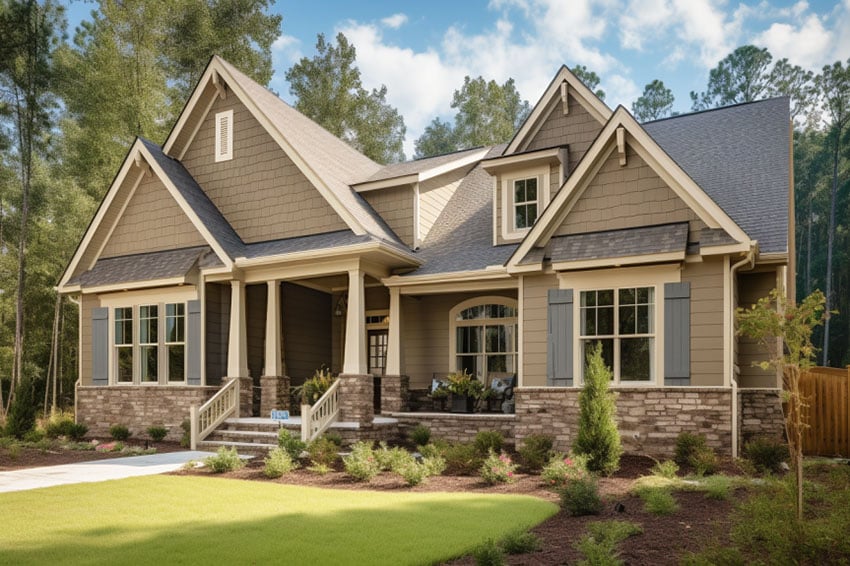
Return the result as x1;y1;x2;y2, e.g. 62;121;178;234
0;440;185;471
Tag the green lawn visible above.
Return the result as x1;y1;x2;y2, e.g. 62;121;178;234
0;475;557;565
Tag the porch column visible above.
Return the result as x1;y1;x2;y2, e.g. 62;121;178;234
261;280;290;415
339;268;373;424
226;280;251;416
382;286;409;412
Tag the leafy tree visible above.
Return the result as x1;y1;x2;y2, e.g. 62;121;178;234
690;45;774;110
570;65;605;99
769;58;816;126
414;117;457;159
631;79;674;122
574;342;622;475
737;290;827;521
286;33;406;164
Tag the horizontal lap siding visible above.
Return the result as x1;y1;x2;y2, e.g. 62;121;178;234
682;259;725;386
522;274;558;387
80;294;99;385
737;271;779;387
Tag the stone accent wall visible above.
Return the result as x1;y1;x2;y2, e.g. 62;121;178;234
391;413;516;445
260;375;290;416
338;374;374;425
76;385;218;441
380;375;409;413
738;388;785;448
515;387;734;457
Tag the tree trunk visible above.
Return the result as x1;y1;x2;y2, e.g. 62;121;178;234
822;135;839;365
805;191;812;297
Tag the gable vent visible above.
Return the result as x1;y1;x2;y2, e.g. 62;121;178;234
215;109;233;162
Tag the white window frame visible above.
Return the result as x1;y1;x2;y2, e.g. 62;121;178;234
215;109;233;162
448;296;518;386
138;304;159;384
501;166;550;240
114;306;134;384
165;303;186;383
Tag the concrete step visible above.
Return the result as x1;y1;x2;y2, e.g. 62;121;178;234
206;429;280;444
198;439;275;456
221;418;300;433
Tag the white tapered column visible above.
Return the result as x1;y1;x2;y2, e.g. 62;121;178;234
386;286;401;376
343;269;367;375
227;280;248;377
264;280;282;377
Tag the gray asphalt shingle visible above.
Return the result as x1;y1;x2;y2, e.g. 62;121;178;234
73;246;213;288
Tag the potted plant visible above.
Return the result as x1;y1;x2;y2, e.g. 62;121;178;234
291;366;336;407
429;385;449;411
446;370;483;413
476;386;496;412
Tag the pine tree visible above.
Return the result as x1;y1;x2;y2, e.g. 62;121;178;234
574;342;622;475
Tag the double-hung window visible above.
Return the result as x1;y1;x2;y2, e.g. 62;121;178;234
454;302;517;384
139;305;158;383
115;307;133;383
112;303;187;384
579;287;655;383
513;177;538;230
165;303;186;383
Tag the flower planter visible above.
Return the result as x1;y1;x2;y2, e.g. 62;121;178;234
451;394;475;413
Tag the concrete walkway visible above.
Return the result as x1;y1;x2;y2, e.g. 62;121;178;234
0;451;215;493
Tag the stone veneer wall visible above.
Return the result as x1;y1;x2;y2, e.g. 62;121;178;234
338;374;374;424
515;387;734;457
380;375;409;413
260;375;291;416
76;386;219;441
391;413;516;445
738;388;785;449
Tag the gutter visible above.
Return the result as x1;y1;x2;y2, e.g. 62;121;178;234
729;245;756;458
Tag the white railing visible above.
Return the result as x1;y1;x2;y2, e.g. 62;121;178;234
301;379;340;443
190;378;239;450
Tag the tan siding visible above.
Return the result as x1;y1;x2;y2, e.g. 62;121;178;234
204;282;228;385
181;94;348;243
522;273;559;386
525;94;602;173
419;167;469;241
170;82;218;154
363;186;414;247
101;175;207;258
495;178;505;245
682;259;725;386
80;294;99;385
550;162;563;195
554;146;706;238
283;283;332;383
738;271;779;387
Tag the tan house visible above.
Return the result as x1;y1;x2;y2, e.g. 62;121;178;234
58;56;791;456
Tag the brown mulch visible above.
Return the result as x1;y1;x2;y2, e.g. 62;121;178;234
0;440;185;471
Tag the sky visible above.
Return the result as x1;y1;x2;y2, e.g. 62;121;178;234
64;0;850;158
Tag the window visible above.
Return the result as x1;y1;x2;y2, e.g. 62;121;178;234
368;330;388;376
580;287;654;382
514;177;538;230
139;305;158;383
215;109;233;162
114;307;133;383
165;303;185;383
452;301;517;384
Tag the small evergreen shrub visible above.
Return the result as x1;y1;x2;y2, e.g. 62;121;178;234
690;446;720;476
324;431;343;446
574;520;643;565
422;455;447;476
146;425;168;442
541;452;590;487
472;539;505;566
518;434;554;472
180;419;191;447
409;424;431;446
67;423;88;441
500;530;541;555
574;342;622;475
651;459;679;479
204;446;244;473
700;475;734;500
5;376;39;439
307;435;340;468
44;414;76;439
674;431;707;467
375;442;412;472
636;487;679;515
343;441;381;481
278;429;306;460
474;430;504;455
744;437;788;474
263;447;298;478
24;429;47;444
396;460;429;486
560;476;603;516
480;450;518;484
109;424;130;441
439;441;483;475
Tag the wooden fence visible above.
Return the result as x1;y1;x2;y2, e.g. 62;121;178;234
800;366;850;457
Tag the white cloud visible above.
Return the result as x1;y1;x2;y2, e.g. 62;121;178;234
381;13;408;29
604;74;641;110
754;15;831;70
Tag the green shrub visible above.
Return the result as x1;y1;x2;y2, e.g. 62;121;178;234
204;446;244;473
278;429;306;460
5;376;39;439
674;431;707;467
480;450;519;484
24;429;47;444
375;442;412;472
396;460;429;486
541;452;590;487
263;447;298;478
68;423;88;441
44;414;77;439
180;419;190;447
518;434;554;472
472;539;505;566
744;437;788;474
690;446;719;476
324;431;343;446
700;475;734;500
650;459;679;479
146;425;168;442
409;424;431;446
574;520;643;566
292;367;335;405
474;430;504;455
307;463;332;475
438;441;483;475
307;435;340;468
343;441;381;482
109;424;130;441
499;530;541;554
636;487;678;515
560;476;603;516
422;455;447;476
574;342;622;475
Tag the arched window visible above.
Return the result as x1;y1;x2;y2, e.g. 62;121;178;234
449;297;518;385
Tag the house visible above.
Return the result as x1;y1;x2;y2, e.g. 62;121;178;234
58;56;790;456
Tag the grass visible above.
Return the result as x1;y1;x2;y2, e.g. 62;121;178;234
0;475;557;565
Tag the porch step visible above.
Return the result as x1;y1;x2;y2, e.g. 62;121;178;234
221;418;300;433
197;439;275;456
206;429;280;443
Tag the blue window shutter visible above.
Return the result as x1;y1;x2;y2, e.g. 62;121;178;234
187;300;202;385
92;307;109;386
664;282;691;385
547;289;573;386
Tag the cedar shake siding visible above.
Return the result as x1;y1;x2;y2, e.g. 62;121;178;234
282;283;332;385
363;186;415;247
100;175;206;258
524;94;603;173
180;94;348;243
737;270;780;388
522;273;559;386
682;259;725;386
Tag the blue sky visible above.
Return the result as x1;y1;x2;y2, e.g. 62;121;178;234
64;0;850;157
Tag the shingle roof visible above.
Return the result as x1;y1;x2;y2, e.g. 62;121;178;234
643;97;790;254
71;246;214;288
242;230;374;259
357;147;487;184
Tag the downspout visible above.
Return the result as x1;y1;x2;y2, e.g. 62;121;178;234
729;247;756;458
67;293;82;424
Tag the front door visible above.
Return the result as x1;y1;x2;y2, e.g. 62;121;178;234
368;329;388;376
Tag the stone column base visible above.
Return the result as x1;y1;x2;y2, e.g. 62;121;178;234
226;376;253;418
380;375;409;413
337;373;374;425
260;375;291;416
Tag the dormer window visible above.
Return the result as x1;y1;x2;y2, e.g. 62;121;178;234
215;109;233;162
500;167;550;240
514;177;539;230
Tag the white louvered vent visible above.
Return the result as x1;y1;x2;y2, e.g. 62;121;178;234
215;109;233;162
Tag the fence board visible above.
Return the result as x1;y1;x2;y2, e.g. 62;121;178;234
800;367;850;457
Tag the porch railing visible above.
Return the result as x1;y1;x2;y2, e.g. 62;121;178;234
301;379;340;443
190;378;240;450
